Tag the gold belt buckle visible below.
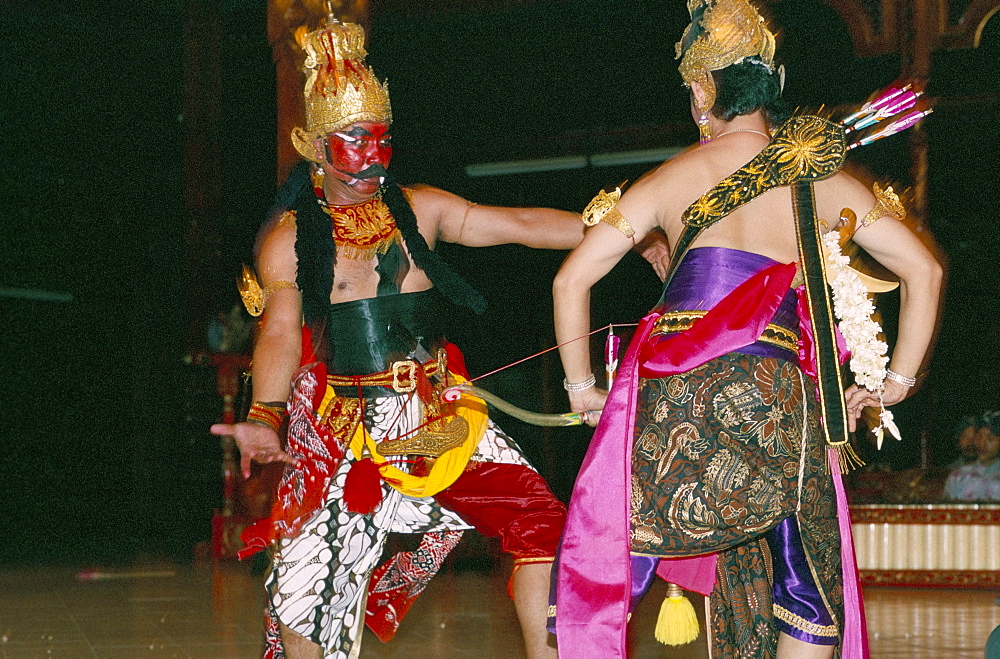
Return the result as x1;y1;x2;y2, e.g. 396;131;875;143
391;360;418;393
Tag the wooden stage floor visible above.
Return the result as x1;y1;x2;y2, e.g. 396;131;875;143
1;561;997;657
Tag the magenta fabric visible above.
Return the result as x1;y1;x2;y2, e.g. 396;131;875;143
555;260;798;657
654;553;718;596
795;284;850;383
554;311;657;657
831;448;870;658
638;262;798;378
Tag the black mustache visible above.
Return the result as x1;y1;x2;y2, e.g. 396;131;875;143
353;163;388;179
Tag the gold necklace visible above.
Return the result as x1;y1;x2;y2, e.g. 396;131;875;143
311;167;401;260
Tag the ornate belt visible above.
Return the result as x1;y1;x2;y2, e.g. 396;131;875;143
323;351;469;457
652;310;799;354
326;353;446;394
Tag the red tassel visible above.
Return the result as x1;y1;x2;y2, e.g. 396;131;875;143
343;458;384;514
414;368;435;406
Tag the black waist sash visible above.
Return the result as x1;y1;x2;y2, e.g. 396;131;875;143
323;289;449;379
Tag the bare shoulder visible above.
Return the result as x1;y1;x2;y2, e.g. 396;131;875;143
408;184;466;216
256;211;299;282
617;146;706;232
622;156;684;204
814;171;877;220
408;184;478;243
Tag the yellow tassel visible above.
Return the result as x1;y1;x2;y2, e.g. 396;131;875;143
654;583;700;646
836;442;866;474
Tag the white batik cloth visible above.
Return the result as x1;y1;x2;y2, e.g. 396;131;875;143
266;393;532;657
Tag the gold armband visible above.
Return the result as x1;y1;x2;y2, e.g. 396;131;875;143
861;182;906;227
238;265;298;317
581;185;635;239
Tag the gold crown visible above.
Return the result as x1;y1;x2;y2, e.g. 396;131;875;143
290;17;393;163
675;0;776;112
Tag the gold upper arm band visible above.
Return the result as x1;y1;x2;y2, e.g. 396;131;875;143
597;207;635;239
861;182;906;227
581;186;635;239
238;265;298;317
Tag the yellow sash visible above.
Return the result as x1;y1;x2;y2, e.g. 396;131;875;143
317;372;488;499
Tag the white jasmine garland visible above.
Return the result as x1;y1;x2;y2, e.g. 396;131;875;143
822;231;901;449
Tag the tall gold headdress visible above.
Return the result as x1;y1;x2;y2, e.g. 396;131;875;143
290;16;393;162
675;0;776;113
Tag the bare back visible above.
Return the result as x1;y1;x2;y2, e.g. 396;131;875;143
618;132;877;267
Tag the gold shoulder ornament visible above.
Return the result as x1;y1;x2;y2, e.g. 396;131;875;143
862;182;906;227
238;265;299;317
581;184;635;239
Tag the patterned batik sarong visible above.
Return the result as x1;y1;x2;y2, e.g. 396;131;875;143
263;388;564;658
631;352;843;655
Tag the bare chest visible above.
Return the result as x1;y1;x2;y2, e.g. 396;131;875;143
327;246;432;304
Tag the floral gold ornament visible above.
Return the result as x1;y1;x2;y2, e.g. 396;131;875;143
289;16;392;163
683;115;847;228
862;182;906;227
581;184;635;239
312;167;401;258
676;0;776;113
323;197;401;258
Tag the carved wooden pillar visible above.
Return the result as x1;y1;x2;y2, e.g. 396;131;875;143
268;0;371;184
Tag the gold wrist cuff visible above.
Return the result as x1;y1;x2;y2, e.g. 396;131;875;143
246;401;286;434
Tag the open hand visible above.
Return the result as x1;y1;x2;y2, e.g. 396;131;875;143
209;421;298;479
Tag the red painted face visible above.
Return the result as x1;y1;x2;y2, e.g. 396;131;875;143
321;121;392;198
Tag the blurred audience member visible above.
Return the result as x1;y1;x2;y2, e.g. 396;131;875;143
945;411;1000;501
948;415;983;469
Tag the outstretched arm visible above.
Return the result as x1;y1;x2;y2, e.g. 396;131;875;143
412;185;585;250
210;218;302;478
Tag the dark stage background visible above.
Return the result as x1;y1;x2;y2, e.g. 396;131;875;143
2;0;998;564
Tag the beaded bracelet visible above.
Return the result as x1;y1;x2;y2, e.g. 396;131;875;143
563;374;597;392
885;369;916;387
246;401;286;433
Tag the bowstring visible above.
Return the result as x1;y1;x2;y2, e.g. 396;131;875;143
464;322;639;386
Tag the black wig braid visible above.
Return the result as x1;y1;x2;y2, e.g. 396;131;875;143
379;172;486;315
